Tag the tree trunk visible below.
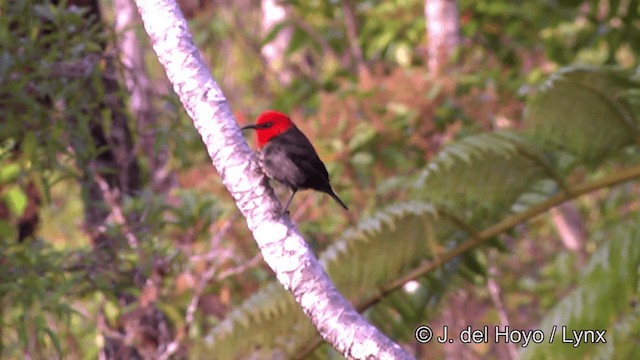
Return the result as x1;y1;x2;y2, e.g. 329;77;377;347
425;0;461;74
261;0;293;85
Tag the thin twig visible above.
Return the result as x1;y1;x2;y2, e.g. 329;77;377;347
159;215;262;360
93;172;140;249
341;0;369;77
216;254;262;281
487;268;517;359
185;218;234;326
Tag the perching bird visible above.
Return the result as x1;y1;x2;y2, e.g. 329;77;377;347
241;110;348;213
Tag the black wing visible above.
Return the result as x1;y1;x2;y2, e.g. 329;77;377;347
261;127;332;192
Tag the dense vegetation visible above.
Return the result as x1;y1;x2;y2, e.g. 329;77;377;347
1;0;639;358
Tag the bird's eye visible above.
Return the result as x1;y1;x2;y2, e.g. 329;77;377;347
264;122;273;128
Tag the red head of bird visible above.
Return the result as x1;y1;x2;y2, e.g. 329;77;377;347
241;110;295;149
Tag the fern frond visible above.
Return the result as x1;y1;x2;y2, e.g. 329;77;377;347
520;214;640;359
193;283;304;360
525;66;640;167
202;201;453;359
591;307;640;359
413;131;558;222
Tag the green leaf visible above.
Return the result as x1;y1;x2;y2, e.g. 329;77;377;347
286;27;310;56
0;219;14;239
2;185;28;217
347;122;377;151
350;151;374;168
22;132;38;167
260;21;289;46
43;327;62;355
0;163;20;183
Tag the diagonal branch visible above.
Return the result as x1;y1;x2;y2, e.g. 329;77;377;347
133;0;413;358
374;165;640;307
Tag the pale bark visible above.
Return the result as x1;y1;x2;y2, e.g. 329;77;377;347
550;203;586;263
261;0;293;85
133;0;413;358
425;0;461;74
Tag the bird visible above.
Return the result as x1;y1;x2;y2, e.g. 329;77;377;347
241;110;348;214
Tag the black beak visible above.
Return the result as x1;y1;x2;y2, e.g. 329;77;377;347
241;123;270;131
240;124;257;131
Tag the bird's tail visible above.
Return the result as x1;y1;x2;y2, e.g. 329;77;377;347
328;189;349;211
